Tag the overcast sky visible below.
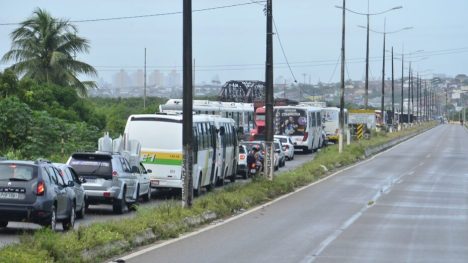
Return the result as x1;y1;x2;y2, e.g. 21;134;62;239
0;0;467;85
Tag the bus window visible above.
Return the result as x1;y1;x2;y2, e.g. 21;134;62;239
204;123;210;149
311;112;317;127
193;127;198;162
198;123;204;149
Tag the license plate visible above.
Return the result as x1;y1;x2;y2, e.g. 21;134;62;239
150;180;160;186
250;169;257;173
0;192;24;199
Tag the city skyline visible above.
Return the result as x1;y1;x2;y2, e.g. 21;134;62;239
0;0;467;85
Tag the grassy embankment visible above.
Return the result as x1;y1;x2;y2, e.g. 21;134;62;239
0;122;437;263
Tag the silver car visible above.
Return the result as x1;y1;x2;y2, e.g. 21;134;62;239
67;152;139;214
54;163;87;218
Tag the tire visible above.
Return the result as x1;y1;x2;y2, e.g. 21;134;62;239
205;179;215;192
113;188;126;214
242;171;248;180
77;199;85;219
194;175;202;197
62;205;76;231
230;168;236;183
0;221;8;228
128;186;139;211
47;204;58;231
215;169;224;187
142;187;151;202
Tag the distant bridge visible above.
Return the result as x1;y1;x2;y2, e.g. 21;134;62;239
218;80;265;103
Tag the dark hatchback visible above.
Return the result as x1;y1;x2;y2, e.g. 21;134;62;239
0;160;76;231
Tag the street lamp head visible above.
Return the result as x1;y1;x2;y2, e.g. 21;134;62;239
392;6;403;10
403;27;413;30
357;25;367;29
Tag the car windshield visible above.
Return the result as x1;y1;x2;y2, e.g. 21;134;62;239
274;143;281;150
243;143;264;152
0;164;36;181
69;155;112;179
239;146;246;154
277;137;287;144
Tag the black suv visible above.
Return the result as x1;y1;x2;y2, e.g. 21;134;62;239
0;160;77;231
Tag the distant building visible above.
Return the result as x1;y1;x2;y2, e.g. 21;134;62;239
149;70;164;87
166;69;181;87
132;69;144;88
113;69;131;93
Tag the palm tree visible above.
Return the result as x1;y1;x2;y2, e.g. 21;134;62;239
2;8;97;96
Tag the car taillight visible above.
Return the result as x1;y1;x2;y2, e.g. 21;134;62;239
240;154;246;160
37;181;45;196
303;132;309;141
112;171;118;177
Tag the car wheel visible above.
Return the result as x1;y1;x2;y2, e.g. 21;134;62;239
63;205;76;231
48;205;57;231
142;187;151;202
113;188;126;214
242;171;248;180
77;200;86;219
0;221;8;228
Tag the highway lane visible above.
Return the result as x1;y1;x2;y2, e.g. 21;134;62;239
0;149;315;248
121;124;468;263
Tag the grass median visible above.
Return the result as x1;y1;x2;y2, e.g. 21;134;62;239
0;122;437;263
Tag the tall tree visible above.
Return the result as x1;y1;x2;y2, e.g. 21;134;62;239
1;8;97;96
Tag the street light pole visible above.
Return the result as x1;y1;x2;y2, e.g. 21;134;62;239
400;48;404;125
391;46;395;126
182;0;193;208
381;19;386;128
365;11;370;109
407;63;411;123
264;0;274;180
339;0;346;153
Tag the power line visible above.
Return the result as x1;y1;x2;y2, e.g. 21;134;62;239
328;54;341;83
0;1;266;26
273;18;297;82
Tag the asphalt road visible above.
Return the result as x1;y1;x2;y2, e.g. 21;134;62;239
121;124;468;263
0;149;314;248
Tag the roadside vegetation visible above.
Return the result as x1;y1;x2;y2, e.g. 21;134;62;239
0;122;436;263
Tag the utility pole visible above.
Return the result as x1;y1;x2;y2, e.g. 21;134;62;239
416;74;419;122
407;63;411;123
400;48;404;125
364;2;370;109
339;0;346;153
264;0;274;180
391;47;395;126
410;68;414;123
380;19;386;128
144;48;147;110
182;0;193;208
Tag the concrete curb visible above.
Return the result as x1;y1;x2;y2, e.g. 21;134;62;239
364;125;436;157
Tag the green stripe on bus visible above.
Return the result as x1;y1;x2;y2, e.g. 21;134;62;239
143;159;182;166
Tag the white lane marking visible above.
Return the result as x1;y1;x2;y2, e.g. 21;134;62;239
115;127;436;262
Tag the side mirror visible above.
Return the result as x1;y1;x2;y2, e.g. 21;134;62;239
131;166;140;173
146;169;152;173
68;181;75;187
79;177;87;184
